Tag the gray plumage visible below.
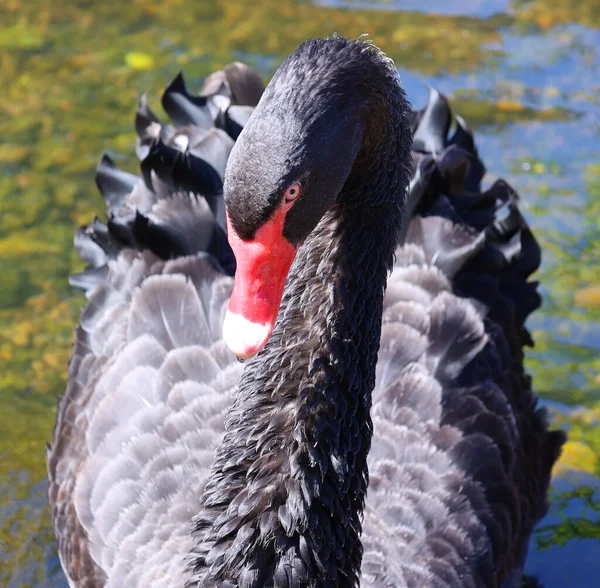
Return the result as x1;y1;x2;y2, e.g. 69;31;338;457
48;37;564;588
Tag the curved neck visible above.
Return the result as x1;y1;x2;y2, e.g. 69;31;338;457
188;85;411;588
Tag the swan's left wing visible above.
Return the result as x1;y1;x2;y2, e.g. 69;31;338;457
361;92;563;588
362;223;493;588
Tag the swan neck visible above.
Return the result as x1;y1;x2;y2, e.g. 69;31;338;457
189;75;411;588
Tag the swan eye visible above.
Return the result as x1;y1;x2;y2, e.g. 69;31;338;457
284;183;302;205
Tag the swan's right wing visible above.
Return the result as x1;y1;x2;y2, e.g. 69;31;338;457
48;251;242;588
49;65;264;587
69;63;265;300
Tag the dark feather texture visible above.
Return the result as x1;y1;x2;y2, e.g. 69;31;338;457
68;67;261;298
49;38;563;588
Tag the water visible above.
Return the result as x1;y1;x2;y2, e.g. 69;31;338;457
0;1;598;585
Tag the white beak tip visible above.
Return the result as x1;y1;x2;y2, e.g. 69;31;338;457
222;310;272;360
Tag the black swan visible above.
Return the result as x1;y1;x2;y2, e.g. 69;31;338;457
48;37;565;587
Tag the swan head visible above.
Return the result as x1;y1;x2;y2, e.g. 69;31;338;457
222;36;402;359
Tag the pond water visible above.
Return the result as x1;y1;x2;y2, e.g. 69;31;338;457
0;1;599;586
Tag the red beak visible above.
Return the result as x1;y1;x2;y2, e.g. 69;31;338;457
223;207;298;359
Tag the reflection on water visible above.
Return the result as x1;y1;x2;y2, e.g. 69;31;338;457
0;0;598;585
316;0;512;18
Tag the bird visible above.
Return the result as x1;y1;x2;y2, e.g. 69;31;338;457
47;36;565;588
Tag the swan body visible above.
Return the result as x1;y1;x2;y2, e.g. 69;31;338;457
48;37;564;587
